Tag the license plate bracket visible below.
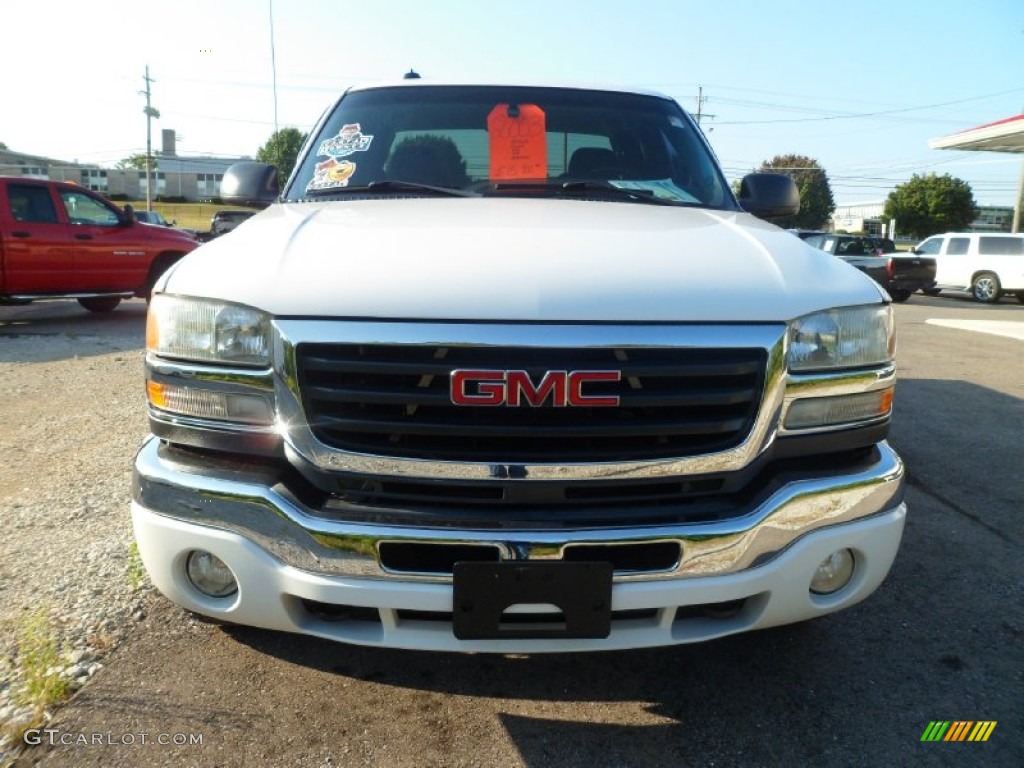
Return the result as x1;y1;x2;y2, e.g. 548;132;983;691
453;561;612;640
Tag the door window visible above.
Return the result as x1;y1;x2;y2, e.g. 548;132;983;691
7;184;59;223
946;237;970;255
978;236;1024;255
58;190;120;226
915;237;942;255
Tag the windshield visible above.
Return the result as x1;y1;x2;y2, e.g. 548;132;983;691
286;85;734;208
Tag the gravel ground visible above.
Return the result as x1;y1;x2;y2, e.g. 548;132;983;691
0;313;151;762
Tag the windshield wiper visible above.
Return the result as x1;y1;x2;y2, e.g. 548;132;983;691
489;180;683;205
302;180;479;198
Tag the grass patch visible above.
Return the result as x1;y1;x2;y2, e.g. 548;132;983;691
123;201;258;233
1;608;70;747
127;541;146;590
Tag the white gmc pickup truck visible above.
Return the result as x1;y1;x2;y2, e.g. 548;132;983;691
133;81;905;652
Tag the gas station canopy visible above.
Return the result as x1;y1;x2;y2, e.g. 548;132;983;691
929;114;1024;153
929;114;1024;232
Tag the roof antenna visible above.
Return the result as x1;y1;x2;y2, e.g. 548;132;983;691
403;69;421;80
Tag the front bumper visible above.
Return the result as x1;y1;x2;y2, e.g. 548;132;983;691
132;438;906;652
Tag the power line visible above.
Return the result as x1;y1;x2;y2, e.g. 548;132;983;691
714;87;1024;125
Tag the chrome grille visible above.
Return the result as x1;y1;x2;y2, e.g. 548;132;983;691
296;343;766;462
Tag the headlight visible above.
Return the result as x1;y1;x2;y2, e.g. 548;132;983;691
147;295;271;366
788;305;894;372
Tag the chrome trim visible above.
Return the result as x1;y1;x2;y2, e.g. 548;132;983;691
134;436;905;583
778;364;896;436
6;291;135;301
273;321;790;481
146;356;275;392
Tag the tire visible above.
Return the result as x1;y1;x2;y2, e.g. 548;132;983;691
971;272;1001;304
889;289;912;303
78;297;121;313
922;288;941;297
143;253;185;300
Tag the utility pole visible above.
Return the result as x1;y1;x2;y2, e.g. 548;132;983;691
695;86;715;130
141;66;160;212
269;0;279;136
1013;156;1024;234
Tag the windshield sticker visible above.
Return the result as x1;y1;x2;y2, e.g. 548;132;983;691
317;123;374;158
306;159;357;191
488;104;547;180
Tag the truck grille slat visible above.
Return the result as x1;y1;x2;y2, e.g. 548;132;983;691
312;414;748;438
297;343;766;462
305;384;757;409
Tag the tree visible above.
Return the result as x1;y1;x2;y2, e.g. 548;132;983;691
117;154;156;170
0;140;7;150
757;154;835;229
883;173;975;239
256;128;307;181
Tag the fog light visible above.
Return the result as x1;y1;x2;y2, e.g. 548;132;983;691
185;551;238;597
810;549;855;595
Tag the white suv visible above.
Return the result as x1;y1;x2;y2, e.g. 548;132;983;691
913;232;1024;303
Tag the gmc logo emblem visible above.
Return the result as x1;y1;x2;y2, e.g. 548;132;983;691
450;369;621;407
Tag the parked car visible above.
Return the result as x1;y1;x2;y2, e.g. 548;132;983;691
801;233;935;302
804;233;895;256
0;177;198;311
133;209;199;241
911;232;1024;303
134;210;173;227
209;210;255;238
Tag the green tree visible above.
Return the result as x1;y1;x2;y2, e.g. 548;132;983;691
0;140;8;150
757;154;835;229
883;173;975;239
116;154;156;170
256;128;307;181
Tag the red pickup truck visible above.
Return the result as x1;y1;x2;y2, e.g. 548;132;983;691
0;177;198;312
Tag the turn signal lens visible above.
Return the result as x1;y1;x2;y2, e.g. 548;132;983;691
146;381;273;425
784;388;893;430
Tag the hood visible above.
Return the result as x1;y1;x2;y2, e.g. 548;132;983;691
160;198;884;322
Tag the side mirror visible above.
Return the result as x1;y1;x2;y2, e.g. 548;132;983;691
221;162;280;209
122;204;135;227
737;173;800;220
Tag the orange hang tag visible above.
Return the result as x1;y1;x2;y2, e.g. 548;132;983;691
488;104;547;180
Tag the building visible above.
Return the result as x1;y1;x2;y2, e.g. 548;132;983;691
0;140;250;202
831;200;1014;237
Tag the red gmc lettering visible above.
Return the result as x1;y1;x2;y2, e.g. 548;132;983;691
506;370;567;407
450;370;620;407
568;370;621;406
450;370;505;405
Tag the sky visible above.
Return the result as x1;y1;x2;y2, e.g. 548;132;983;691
2;0;1023;206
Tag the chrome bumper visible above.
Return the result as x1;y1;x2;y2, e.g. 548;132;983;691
133;437;905;583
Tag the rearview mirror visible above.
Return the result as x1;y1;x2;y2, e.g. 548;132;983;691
737;173;800;220
221;163;280;209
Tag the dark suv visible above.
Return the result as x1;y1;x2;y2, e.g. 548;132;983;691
209;210;255;238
